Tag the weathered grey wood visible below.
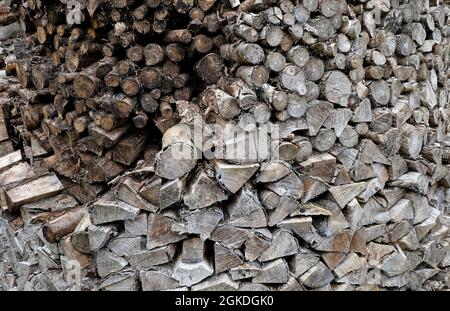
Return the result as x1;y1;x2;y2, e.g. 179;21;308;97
127;245;176;269
172;238;214;287
4;173;64;211
299;261;334;288
216;162;259;193
172;208;223;240
252;258;289;284
214;243;243;273
90;193;140;225
147;213;187;250
95;249;128;278
258;229;298;262
183;171;227;209
321;71;352;107
140;270;180;291
0;162;35;187
191;273;240;291
0;151;22;174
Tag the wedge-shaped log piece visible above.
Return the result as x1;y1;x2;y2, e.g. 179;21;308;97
21;194;77;212
245;230;272;261
91;194;140;225
96;249;128;278
289;249;320;278
172;238;214;287
321;252;346;271
155;143;198;180
160;178;185;209
125;212;147;236
298;174;329;203
139;177;160;206
352;98;372;123
397;230;419;251
147;213;187;250
298;153;336;183
258;229;299;262
112;132;146;165
60;237;92;270
291;202;332;217
214;243;243;273
99;270;138;291
314;231;353;253
268;195;299;227
343;198;364;231
299;261;334;289
422;240;448;268
277;217;313;236
377;251;409;277
107;235;142;257
127;245;176;269
256;161;290;183
333;253;365;278
227;187;267;228
173;208;223;240
216;162;259;193
359;139;390;165
230;263;261;281
210;224;250;249
389;199;414;222
88;224;117;252
183;171;227;209
415;208;441;241
252;258;289;284
89;124;128;149
327;108;352;137
43;207;86;243
357;177;383;203
321;70;352;107
0;162;35;187
329;182;367;208
367;242;396;266
265;172;304;200
192;273;240;291
314;200;350;237
390;172;430;194
0;150;22;174
117;178;157;212
4;173;64;211
140;270;180;291
306;103;330;136
350;160;376;181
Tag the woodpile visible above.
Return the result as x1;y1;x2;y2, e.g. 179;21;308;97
0;0;450;291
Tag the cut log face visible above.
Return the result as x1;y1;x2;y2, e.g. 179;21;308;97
329;182;367;208
183;171;227;209
173;208;223;240
214;243;243;273
4;173;65;211
227;187;267;228
252;258;289;284
91;194;140;225
258;229;299;262
216;162;259;193
172;237;214;287
95;249;128;278
147;213;187;250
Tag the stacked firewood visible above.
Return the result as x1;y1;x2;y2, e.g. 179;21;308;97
1;0;450;291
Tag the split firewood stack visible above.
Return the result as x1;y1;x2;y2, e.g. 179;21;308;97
1;0;450;291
